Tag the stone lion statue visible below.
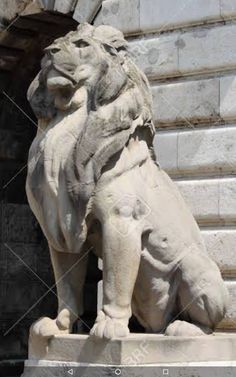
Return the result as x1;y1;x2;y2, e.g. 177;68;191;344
26;23;228;341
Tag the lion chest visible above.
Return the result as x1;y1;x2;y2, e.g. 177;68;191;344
26;110;87;252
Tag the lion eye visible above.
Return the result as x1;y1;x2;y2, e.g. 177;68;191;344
73;39;89;48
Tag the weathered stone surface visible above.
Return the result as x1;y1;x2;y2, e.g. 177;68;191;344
130;33;179;79
219;179;236;221
202;230;236;275
54;0;75;14
179;24;236;74
24;24;228;355
94;0;222;34
177;178;236;224
140;0;221;32
37;0;55;11
94;0;140;34
220;0;236;18
177;179;219;223
152;78;219;125
73;0;103;23
155;126;236;175
27;333;236;364
0;0;32;22
130;24;236;80
154;130;178;172
220;76;236;119
220;282;236;328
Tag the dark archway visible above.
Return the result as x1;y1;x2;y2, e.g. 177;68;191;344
0;4;102;375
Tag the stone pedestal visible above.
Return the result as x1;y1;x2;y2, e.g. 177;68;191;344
21;333;236;376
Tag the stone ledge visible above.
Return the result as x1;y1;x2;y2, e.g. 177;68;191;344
29;333;236;365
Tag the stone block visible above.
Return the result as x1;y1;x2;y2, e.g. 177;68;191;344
155;125;236;175
130;33;179;79
94;0;140;34
152;78;219;125
202;230;236;275
219;179;236;221
176;179;219;223
26;333;236;365
220;281;236;328
73;0;105;23
54;0;75;13
139;0;220;32
176;178;236;224
220;76;236;120
179;24;236;74
38;0;55;11
154;131;178;173
220;0;236;18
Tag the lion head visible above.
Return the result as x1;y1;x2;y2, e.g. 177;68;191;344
28;23;155;246
27;23;132;116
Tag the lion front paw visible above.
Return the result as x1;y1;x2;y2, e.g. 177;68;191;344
90;311;130;339
30;317;70;339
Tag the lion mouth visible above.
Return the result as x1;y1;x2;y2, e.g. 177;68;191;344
47;76;73;91
47;69;74;91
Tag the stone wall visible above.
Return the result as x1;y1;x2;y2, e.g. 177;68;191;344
94;0;236;330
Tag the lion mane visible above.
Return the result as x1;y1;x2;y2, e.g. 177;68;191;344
27;23;155;249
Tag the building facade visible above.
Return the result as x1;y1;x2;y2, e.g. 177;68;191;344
0;0;236;375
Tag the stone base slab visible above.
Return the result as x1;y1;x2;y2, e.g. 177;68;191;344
27;332;236;365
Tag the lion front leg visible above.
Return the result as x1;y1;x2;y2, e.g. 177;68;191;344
30;246;89;340
90;218;142;339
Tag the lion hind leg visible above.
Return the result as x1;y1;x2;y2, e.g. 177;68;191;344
165;320;212;336
165;267;229;336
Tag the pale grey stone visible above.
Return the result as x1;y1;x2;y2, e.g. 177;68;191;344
220;0;236;18
26;333;236;364
140;0;220;33
202;230;236;275
179;24;236;74
130;34;179;79
219;282;236;329
54;0;76;13
177;178;236;225
152;78;220;125
154;126;236;175
219;178;236;221
25;24;228;356
94;0;140;34
73;0;103;23
154;131;178;172
220;76;236;120
38;0;55;11
177;179;219;223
